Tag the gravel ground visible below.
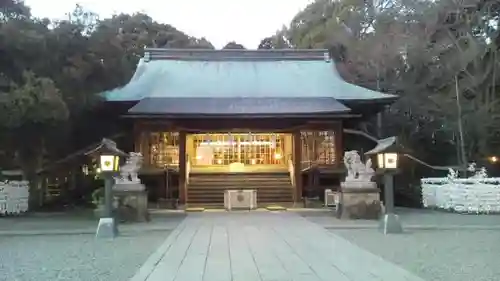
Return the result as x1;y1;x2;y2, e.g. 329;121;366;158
0;231;169;281
302;208;500;281
0;212;185;234
300;207;500;228
331;228;500;281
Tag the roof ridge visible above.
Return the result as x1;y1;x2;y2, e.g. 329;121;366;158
143;97;338;99
143;48;331;62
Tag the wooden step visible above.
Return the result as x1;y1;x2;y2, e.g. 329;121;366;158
187;192;293;204
186;197;294;204
188;183;291;189
187;193;293;201
189;176;290;182
187;172;294;205
190;172;289;176
189;177;290;183
186;202;295;209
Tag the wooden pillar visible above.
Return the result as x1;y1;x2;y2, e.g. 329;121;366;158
186;135;194;164
293;130;303;202
39;175;47;206
134;122;150;165
284;134;293;158
178;131;187;204
133;121;141;152
69;166;77;191
335;121;343;167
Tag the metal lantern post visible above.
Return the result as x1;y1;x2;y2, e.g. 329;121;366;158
85;139;127;239
365;137;403;234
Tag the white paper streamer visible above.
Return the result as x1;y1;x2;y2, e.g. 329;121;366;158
0;181;30;215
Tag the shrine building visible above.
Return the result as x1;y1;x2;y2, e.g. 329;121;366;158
103;48;397;208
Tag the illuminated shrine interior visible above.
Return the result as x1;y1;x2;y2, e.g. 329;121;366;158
148;131;337;170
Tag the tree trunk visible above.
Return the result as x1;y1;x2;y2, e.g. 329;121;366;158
455;75;468;176
18;147;44;211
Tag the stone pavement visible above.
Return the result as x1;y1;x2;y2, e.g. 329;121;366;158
131;212;426;281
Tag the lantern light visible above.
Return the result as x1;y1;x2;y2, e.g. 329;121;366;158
365;136;402;171
100;154;120;172
377;152;398;170
82;165;89;175
85;139;126;174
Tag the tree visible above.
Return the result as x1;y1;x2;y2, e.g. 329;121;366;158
258;32;293;49
222;41;246;49
260;0;500;167
89;12;214;92
0;72;68;207
0;3;217;187
258;37;274;49
0;0;30;21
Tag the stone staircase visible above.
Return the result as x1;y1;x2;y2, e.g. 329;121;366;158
187;172;293;207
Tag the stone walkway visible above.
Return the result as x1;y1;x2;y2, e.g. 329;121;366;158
131;212;426;281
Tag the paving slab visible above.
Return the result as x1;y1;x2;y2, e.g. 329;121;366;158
132;212;426;281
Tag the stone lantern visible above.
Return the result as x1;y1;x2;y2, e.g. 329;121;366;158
85;138;127;238
365;136;404;234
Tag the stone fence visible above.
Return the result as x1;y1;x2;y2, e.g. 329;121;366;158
0;181;29;215
421;177;500;214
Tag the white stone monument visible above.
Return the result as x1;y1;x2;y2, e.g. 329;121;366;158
341;150;376;189
114;152;145;191
111;152;149;222
338;150;381;220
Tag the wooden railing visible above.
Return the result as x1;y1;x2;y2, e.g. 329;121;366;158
288;154;295;187
186;155;191;184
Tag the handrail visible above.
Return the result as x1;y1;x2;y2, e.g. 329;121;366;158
288;154;295;187
186;155;191;184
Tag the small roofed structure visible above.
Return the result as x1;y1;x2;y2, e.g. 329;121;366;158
365;137;398;156
365;136;411;157
101;48;399;207
84;138;128;159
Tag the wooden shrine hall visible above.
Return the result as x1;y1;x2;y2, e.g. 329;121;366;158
103;48;397;208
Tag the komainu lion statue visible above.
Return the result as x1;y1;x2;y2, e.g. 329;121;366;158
115;152;143;183
343;150;374;182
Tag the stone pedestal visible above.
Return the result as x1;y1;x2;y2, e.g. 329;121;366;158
336;181;381;220
113;182;145;192
96;217;118;238
380;213;403;234
113;188;150;222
